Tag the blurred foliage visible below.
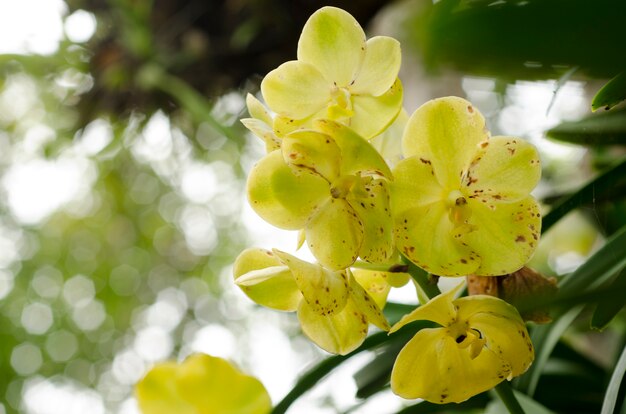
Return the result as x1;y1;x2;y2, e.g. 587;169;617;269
1;0;626;413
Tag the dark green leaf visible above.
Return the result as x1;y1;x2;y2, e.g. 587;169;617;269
591;266;626;330
592;72;626;112
396;393;489;413
601;345;626;414
542;158;626;233
546;108;626;145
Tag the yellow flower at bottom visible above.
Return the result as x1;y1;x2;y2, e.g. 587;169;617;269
135;354;271;414
389;284;533;404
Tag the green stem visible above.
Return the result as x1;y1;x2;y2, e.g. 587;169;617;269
494;382;526;414
402;255;441;300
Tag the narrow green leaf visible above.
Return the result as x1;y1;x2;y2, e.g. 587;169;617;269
493;382;526;414
542;157;626;233
601;345;626;414
516;306;583;396
592;72;626;112
591;266;626;330
546;108;626;145
396;393;489;413
487;388;555;414
558;225;626;297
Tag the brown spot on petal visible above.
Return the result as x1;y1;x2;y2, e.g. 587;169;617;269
515;235;526;242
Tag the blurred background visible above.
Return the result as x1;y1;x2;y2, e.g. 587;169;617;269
0;0;624;413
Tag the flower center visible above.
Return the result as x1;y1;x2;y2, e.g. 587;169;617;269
328;86;354;120
330;175;357;199
446;189;473;231
448;321;486;360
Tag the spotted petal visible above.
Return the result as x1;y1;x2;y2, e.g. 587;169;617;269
261;61;329;120
314;119;392;178
464;136;541;203
350;36;401;96
347;178;394;264
348;273;389;331
247;150;328;230
351;269;392;309
350;78;403;139
403;97;488;189
390;328;508;403
392;156;444;211
233;248;301;311
305;198;363;270
298;298;368;355
273;250;349;316
297;6;366;86
282;130;341;181
464;197;541;275
394;202;480;277
456;296;534;377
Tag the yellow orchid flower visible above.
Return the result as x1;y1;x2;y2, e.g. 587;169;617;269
233;248;389;355
247;119;394;270
135;353;271;414
390;284;534;404
392;97;542;276
260;6;403;139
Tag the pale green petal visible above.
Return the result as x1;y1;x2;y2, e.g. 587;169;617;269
350;36;401;96
391;328;509;403
369;108;408;166
350;78;403;139
464;136;541;202
395;202;480;277
314;119;392;178
261;61;329;119
464;197;541;275
391;157;444;212
389;283;462;332
135;355;271;414
233;248;301;311
273;250;349;316
247;150;328;230
456;296;534;377
298;298;368;355
348;272;389;331
305;198;363;270
241;118;281;152
402;97;488;189
282;130;341;181
176;354;272;414
347;178;394;264
273;114;310;136
246;93;272;126
135;362;196;414
351;269;392;309
297;6;365;87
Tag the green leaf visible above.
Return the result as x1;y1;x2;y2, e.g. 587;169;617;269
515;306;583;396
542;157;626;233
559;225;626;297
592;72;626;112
489;387;554;414
591;266;626;330
546;108;626;145
601;345;626;414
396;393;490;413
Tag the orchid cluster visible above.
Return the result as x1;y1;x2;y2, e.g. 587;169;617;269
137;6;543;411
232;6;542;404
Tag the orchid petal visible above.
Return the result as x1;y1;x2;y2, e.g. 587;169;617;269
297;6;366;87
350;78;403;139
298;298;368;355
247;150;327;230
391;328;508;403
233;248;301;311
273;250;349;316
349;273;389;331
261;61;329;120
305;198;363;270
464;197;541;275
350;36;401;96
282;130;341;181
402;97;488;189
464;136;541;203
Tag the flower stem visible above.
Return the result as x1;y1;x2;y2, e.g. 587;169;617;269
494;381;526;414
401;254;441;300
